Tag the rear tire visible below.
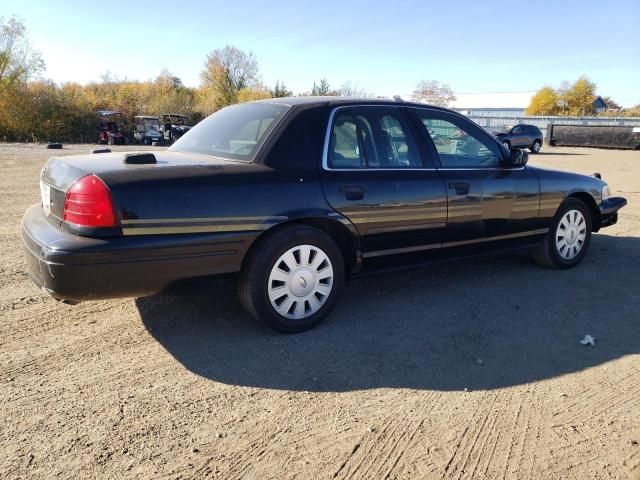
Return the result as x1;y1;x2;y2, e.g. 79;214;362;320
530;198;592;269
530;140;541;153
502;140;511;150
238;225;345;333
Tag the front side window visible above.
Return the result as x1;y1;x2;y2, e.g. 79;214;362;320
415;111;501;168
171;103;289;161
328;108;421;169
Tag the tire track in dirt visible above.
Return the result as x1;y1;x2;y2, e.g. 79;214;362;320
190;427;284;479
0;300;131;345
554;368;640;427
0;307;146;384
443;392;501;479
331;392;442;479
333;412;410;479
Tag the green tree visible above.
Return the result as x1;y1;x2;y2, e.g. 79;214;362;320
200;45;258;112
311;78;333;96
562;76;596;116
237;84;272;103
0;16;44;91
150;69;196;118
525;86;560;115
270;80;291;98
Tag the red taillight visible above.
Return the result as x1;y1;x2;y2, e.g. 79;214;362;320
63;175;117;227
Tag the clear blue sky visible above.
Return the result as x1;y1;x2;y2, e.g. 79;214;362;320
4;0;640;106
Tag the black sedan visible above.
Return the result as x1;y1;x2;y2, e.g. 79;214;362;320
22;97;627;332
491;124;544;153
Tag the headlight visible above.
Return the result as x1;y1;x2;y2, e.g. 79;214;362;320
602;184;611;200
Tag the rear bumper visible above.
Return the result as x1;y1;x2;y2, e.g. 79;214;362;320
21;205;255;302
598;196;627;229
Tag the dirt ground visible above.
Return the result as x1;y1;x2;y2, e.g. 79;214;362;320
1;143;639;480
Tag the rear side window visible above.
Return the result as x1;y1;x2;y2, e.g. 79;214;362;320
328;107;421;169
414;110;501;168
171;103;289;161
330;112;363;168
266;107;327;170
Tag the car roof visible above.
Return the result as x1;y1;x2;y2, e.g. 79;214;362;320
135;115;160;119
253;96;454;112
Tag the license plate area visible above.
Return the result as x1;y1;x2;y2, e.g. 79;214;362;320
40;181;51;216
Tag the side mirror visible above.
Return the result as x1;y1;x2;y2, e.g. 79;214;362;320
509;148;528;166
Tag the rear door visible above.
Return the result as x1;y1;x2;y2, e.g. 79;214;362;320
409;108;540;244
321;105;447;256
528;125;542;143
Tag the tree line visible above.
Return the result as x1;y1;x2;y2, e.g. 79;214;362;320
0;18;375;142
526;76;640;117
1;16;638;143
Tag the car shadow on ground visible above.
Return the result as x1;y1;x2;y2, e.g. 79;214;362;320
136;233;639;392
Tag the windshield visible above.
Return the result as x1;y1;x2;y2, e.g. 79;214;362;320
143;118;161;131
170;103;289;161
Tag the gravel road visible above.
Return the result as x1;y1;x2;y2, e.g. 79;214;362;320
1;144;639;479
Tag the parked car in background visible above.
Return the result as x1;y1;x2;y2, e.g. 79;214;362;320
162;113;192;144
133;116;164;145
23;98;626;332
491;124;543;153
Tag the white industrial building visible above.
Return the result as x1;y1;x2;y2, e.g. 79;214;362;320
451;91;536;117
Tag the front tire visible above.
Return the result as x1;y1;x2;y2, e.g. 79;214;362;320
530;198;592;269
530;140;542;153
502;140;511;150
238;225;345;333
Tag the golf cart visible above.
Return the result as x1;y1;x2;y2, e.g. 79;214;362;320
97;110;127;145
133;116;165;145
162;113;192;144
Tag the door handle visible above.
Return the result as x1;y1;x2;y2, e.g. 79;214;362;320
340;184;365;201
448;182;470;195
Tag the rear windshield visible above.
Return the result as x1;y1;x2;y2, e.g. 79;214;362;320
171;103;289;161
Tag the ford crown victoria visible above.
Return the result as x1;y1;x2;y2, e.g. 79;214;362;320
22;97;627;332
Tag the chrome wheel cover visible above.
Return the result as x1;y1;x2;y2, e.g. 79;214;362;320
268;245;334;320
555;209;587;260
503;141;510;150
532;141;541;152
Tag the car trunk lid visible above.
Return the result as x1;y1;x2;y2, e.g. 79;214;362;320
40;150;267;231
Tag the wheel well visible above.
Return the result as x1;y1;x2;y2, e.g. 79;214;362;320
242;218;361;276
567;192;600;231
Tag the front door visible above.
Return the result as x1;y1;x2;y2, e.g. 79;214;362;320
509;125;528;148
321;106;447;256
410;108;540;244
